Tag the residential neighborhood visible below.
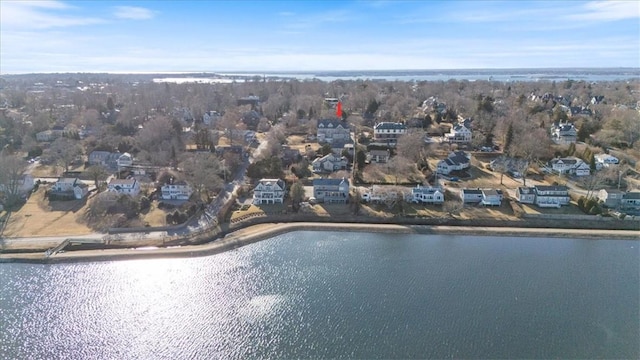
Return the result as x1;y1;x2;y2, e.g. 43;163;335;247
1;72;639;239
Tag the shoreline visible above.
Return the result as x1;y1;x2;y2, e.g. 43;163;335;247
1;222;637;264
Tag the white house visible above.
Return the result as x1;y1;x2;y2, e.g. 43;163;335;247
595;154;619;168
117;153;133;168
551;122;577;144
516;187;536;204
0;174;35;196
481;189;503;206
317;119;350;144
373;122;407;145
253;178;286;204
460;188;483;203
312;153;348;173
51;178;88;199
548;157;590;176
409;185;444;204
160;181;193;201
598;189;624;208
313;178;350;204
533;185;570;208
437;151;471;175
108;178;140;196
444;124;472;144
361;185;405;204
367;149;390;164
620;191;640;210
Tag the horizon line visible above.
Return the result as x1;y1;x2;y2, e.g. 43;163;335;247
2;67;640;76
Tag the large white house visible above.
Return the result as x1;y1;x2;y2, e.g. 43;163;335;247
317;119;350;144
51;177;88;200
108;178;140;196
253;178;286;204
160;181;193;201
313;178;350;204
444;124;472;144
409;185;444;204
548;157;590;176
312;153;349;173
516;185;570;208
373;122;407;146
437;151;471;175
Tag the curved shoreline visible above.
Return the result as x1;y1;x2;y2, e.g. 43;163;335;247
1;222;637;264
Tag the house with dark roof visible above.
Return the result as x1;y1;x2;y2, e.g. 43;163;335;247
313;178;350;204
551;122;577;144
317;119;350;144
409;185;444;204
373;122;407;146
437;151;471;175
444;124;472;144
598;189;624;208
253;178;285;204
517;185;570;208
367;149;390;164
621;191;640;211
108;178;140;196
549;157;590;176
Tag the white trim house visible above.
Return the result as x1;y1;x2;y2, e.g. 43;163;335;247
253;179;286;204
108;178;140;196
160;181;193;201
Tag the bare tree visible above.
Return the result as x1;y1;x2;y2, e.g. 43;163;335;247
85;165;108;190
179;153;223;202
289;181;305;211
46;137;83;173
396;129;434;170
0;153;27;206
386;156;412;185
443;199;463;218
510;128;552;186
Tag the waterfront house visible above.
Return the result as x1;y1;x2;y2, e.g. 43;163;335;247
534;185;570;208
317;119;350;144
460;188;483;203
361;185;405;204
620;191;640;211
253;178;285;204
160;181;193;201
481;189;502;206
409;185;444;204
597;189;624;208
108;178;140;196
313;178;350;204
312;153;348;173
373;122;407;146
516;187;536;204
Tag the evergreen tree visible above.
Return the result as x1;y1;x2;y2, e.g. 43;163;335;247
577;123;589;142
504;123;514;153
589;153;597;171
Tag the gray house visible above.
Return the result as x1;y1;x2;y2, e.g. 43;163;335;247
313;178;350;204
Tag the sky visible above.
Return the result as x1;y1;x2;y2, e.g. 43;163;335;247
1;0;639;74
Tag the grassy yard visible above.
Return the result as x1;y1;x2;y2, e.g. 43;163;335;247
2;188;93;237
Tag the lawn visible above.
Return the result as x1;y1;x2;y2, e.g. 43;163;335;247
2;188;93;237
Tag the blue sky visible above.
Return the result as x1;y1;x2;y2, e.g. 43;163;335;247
1;0;638;73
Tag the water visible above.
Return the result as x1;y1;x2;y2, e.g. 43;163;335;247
218;68;640;82
1;231;638;359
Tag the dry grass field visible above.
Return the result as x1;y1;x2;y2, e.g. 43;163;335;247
2;188;93;237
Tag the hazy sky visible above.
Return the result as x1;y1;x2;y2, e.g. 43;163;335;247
1;0;639;73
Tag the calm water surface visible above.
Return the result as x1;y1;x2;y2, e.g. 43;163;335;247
1;231;638;359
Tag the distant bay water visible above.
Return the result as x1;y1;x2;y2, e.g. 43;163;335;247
1;231;638;359
153;68;640;83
